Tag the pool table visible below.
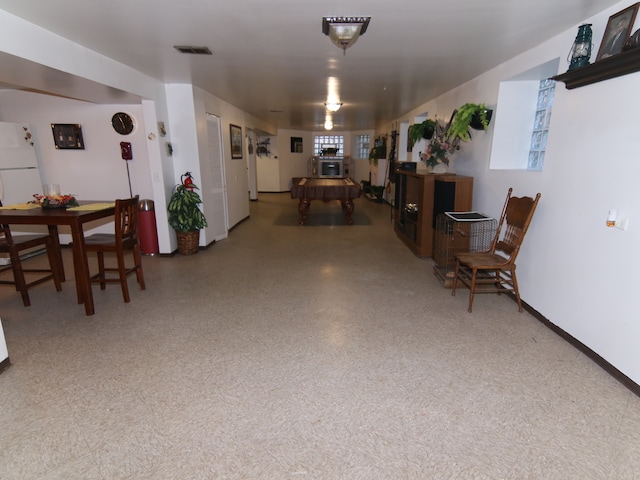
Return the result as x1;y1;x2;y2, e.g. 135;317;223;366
290;177;362;225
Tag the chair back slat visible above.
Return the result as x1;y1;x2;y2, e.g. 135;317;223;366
490;189;541;262
114;196;140;244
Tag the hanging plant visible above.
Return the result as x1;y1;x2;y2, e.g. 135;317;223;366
408;119;436;147
447;103;492;143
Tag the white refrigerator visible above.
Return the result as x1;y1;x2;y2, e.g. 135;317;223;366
0;122;44;205
0;122;47;264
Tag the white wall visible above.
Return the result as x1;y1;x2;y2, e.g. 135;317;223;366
1;2;639;385
254;128;376;192
0;90;153;240
193;87;252;229
385;0;640;384
276;129;312;190
0;10;176;253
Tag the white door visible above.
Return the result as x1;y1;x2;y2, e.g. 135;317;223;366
203;113;228;242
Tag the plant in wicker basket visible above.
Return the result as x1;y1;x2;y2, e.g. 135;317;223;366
167;173;208;255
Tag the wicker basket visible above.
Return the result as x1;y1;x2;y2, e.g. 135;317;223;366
176;230;200;255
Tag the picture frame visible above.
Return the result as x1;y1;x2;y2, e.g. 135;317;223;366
596;3;640;61
290;136;303;153
51;123;85;149
230;124;243;159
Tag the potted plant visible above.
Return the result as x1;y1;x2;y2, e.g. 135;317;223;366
408;119;436;147
167;172;208;255
447;103;493;143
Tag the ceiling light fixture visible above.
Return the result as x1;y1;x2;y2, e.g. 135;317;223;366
324;113;334;131
324;102;343;112
322;16;371;55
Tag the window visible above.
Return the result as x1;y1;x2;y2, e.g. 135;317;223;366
314;135;344;156
527;79;555;170
354;134;370;159
489;58;559;170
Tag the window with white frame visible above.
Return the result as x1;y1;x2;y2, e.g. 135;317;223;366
314;135;344;156
527;78;555;170
354;134;370;159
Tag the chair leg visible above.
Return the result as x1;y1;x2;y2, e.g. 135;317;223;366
9;250;30;307
451;260;459;296
468;267;477;313
97;252;107;290
116;250;131;303
511;267;523;312
133;244;146;290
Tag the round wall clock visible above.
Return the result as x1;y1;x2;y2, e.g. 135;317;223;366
111;112;135;135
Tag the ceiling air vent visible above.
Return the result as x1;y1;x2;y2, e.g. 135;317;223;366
173;46;212;55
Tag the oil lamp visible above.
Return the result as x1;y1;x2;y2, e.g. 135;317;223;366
568;24;593;71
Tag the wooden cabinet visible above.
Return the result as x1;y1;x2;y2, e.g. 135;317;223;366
394;172;473;257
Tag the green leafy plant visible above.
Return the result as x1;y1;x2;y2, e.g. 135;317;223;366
408;119;436;147
447;103;491;143
167;182;208;232
369;145;385;165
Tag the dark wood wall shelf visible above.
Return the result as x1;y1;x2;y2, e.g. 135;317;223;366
552;48;640;89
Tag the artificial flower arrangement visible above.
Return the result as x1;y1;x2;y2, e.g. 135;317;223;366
419;120;460;168
31;193;79;208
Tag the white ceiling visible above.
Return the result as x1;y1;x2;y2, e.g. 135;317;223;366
0;0;622;131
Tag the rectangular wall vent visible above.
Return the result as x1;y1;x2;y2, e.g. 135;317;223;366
173;46;212;55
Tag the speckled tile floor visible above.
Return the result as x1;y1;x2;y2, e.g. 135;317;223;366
1;193;639;479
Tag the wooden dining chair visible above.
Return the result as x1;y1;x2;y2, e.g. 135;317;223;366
451;188;541;312
0;219;63;306
84;196;145;302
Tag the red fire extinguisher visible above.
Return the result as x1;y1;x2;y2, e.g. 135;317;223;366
181;171;194;191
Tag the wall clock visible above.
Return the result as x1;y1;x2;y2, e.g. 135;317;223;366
111;112;135;135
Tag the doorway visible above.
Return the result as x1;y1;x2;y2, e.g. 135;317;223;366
204;113;229;242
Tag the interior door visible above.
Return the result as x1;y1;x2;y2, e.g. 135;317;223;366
203;113;228;242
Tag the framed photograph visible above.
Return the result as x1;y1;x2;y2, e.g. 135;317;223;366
290;136;303;153
51;123;85;149
230;124;243;159
596;3;640;61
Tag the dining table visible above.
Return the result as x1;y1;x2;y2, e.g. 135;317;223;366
0;201;116;316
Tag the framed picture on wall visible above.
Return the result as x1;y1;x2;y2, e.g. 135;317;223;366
51;123;85;149
290;136;303;153
230;124;243;159
596;3;640;61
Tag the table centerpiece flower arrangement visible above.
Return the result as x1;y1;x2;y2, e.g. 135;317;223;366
419;120;460;170
31;193;79;209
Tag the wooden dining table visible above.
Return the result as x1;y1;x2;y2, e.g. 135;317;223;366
0;201;116;316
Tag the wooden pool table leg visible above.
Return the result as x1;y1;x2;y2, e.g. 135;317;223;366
298;198;310;224
341;199;355;225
